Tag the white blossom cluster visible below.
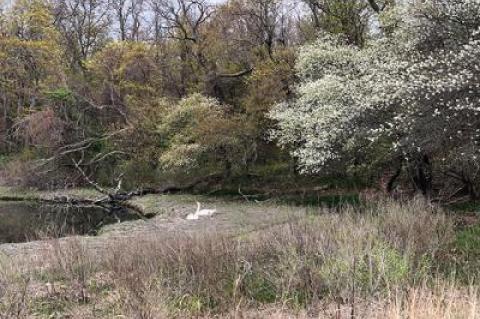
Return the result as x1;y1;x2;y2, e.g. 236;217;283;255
270;0;480;173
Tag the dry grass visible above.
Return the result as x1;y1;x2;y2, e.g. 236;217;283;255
219;286;479;318
0;198;478;318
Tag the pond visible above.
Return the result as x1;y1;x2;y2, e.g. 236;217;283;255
0;201;141;244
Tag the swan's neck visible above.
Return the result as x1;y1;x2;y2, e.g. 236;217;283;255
196;202;201;213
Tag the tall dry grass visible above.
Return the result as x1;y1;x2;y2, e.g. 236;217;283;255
223;285;478;318
0;199;477;318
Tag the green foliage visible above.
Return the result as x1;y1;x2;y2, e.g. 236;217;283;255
315;0;370;46
358;243;410;290
45;88;74;104
243;272;278;303
291;193;360;207
0;0;296;189
170;295;218;315
119;159;162;189
455;225;480;259
86;42;158;100
271;0;480;198
0;155;9;166
157;94;255;176
2;0;478;200
448;202;480;213
243;49;295;120
31;296;69;317
319;242;410;295
450;224;480;280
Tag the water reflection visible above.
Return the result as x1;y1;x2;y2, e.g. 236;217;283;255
0;201;139;243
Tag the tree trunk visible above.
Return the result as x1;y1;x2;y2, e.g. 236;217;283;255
386;160;403;194
465;179;478;201
1;91;7;152
409;154;433;198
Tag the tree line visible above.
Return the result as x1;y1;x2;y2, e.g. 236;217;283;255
0;0;478;200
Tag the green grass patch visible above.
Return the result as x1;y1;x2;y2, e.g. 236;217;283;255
243;272;278;304
450;224;480;280
447;201;480;213
280;193;360;207
170;294;219;314
31;296;71;317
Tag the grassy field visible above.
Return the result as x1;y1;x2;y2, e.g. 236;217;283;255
0;193;479;318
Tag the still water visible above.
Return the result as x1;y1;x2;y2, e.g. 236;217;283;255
0;201;139;243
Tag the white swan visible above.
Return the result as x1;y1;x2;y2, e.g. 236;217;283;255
186;202;217;220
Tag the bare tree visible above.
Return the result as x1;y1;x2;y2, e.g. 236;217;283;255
112;0;146;41
148;0;214;95
228;0;294;58
150;0;213;43
53;0;112;69
299;0;393;46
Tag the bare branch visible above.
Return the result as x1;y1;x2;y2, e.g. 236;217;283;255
72;158;110;196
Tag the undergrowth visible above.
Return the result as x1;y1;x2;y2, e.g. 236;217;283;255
0;199;478;318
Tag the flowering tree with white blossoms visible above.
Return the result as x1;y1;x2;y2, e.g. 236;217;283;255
270;0;480;197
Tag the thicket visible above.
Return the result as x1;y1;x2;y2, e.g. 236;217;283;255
0;0;479;200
